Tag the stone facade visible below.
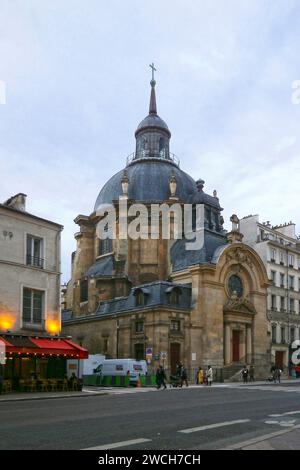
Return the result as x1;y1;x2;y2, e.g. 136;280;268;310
62;80;270;379
0;193;63;335
240;215;300;371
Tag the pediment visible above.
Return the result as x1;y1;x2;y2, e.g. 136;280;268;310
224;296;256;315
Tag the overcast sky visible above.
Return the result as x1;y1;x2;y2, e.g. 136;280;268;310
1;0;300;282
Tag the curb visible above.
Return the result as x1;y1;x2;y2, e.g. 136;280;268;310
0;391;107;403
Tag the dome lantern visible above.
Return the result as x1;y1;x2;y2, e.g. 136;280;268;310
135;64;171;161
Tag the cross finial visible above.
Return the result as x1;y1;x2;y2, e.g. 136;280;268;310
149;62;157;82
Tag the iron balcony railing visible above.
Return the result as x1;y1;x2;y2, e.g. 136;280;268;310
26;255;44;269
126;151;180;167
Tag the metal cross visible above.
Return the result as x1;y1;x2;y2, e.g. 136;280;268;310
149;62;157;81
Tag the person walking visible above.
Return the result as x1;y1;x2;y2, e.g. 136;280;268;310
156;365;167;390
274;367;282;384
241;365;249;384
206;365;213;386
197;367;204;385
180;365;189;387
249;364;255;382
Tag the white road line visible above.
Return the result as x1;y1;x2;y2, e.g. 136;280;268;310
83;438;151;450
178;419;250;434
269;410;300;417
223;424;300;450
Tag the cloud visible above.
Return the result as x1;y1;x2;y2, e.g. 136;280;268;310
1;0;300;281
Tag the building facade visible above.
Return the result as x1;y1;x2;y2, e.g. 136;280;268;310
0;193;63;335
0;194;88;388
240;215;300;371
62;78;270;379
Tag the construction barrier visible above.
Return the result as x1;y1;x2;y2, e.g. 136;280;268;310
83;374;156;387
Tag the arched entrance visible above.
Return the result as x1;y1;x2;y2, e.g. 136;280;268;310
223;294;256;365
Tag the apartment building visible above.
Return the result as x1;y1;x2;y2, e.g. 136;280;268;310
240;215;300;371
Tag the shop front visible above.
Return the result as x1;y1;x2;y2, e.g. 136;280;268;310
0;334;88;392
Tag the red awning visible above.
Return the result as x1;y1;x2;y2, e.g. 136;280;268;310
0;335;88;359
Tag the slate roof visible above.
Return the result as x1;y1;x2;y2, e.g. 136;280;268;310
62;281;192;323
171;231;228;272
94;159;197;209
84;255;115;278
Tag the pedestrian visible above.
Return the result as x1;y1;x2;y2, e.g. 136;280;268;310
206;365;213;386
180;365;189;387
274;367;282;384
241;365;249;384
249;364;255;382
196;367;204;385
156;365;167;390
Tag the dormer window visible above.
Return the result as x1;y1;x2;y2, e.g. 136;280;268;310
133;288;150;306
166;286;182;305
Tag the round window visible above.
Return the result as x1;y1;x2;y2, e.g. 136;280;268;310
228;275;243;297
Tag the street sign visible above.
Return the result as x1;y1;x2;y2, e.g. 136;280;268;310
146;347;153;356
153;354;160;361
160;351;167;360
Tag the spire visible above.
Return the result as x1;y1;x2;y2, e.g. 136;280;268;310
149;62;157;115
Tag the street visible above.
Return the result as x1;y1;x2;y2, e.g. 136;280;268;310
1;382;300;450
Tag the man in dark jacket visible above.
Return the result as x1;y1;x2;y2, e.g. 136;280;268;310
156;365;167;390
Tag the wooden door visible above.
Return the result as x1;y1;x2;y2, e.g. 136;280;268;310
232;330;240;362
170;343;180;375
275;351;284;370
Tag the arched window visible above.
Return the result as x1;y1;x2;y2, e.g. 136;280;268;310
159;137;165;158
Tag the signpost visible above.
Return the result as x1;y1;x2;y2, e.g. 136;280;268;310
146;347;153;365
160;351;167;368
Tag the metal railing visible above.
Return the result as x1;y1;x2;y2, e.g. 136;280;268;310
26;255;44;269
126;151;180;167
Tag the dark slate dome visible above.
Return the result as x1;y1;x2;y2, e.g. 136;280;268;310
135;114;170;135
94;159;196;209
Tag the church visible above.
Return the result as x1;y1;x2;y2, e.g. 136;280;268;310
62;69;270;380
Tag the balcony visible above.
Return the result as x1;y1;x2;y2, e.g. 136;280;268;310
126;151;180;167
26;255;44;269
270;258;276;263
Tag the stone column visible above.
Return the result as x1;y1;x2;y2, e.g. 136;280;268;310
246;326;252;363
224;324;231;365
240;327;246;361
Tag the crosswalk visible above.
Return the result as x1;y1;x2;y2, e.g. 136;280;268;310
83;382;300;396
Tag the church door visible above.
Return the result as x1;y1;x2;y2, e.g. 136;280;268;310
170;343;180;375
232;330;240;362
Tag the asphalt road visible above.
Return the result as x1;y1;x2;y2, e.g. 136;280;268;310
2;383;300;450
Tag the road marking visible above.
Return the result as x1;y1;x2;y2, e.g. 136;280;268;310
178;419;250;434
269;410;300;417
83;438;151;450
223;424;300;450
265;419;296;427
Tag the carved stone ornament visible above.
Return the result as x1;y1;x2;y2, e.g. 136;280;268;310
226;248;253;269
224;294;256;315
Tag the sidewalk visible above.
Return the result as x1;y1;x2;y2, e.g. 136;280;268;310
0;387;107;402
1;379;300;402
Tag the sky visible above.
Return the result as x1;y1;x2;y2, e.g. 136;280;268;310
0;0;300;282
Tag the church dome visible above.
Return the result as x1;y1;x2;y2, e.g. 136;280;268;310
135;114;170;135
94;159;196;209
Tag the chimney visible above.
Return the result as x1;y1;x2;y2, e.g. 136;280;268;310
4;193;27;211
